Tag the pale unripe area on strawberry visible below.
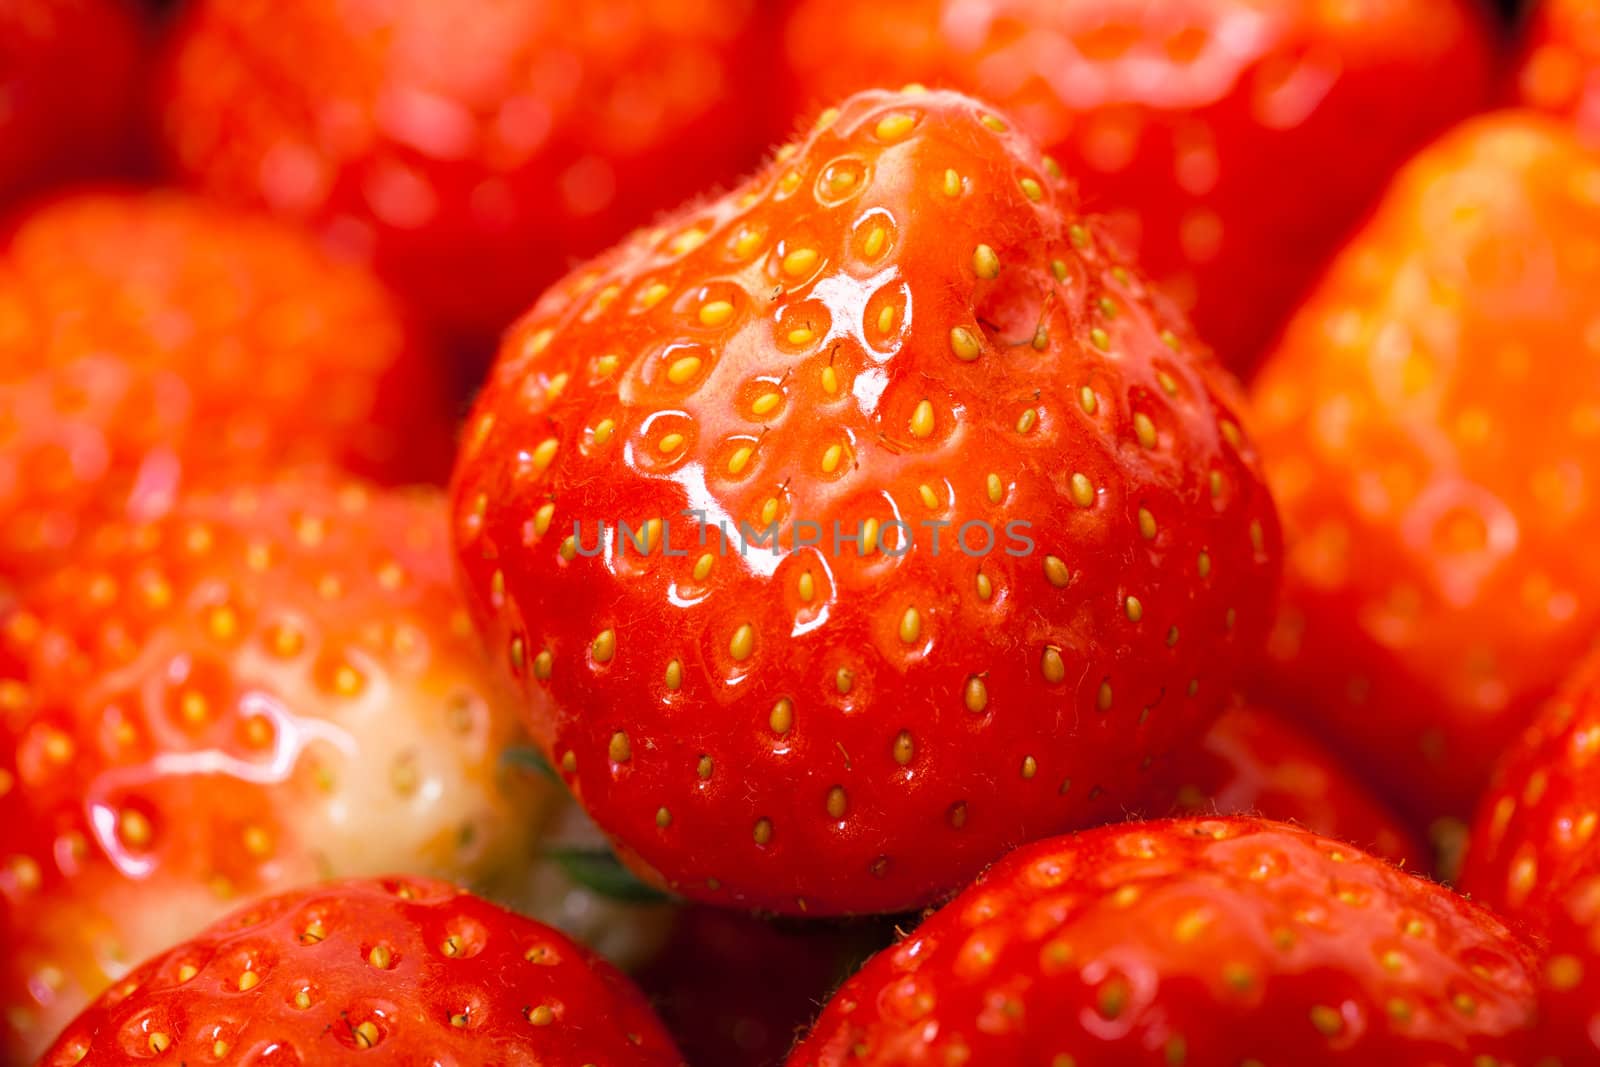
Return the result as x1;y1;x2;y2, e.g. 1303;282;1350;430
0;473;559;1061
451;86;1282;916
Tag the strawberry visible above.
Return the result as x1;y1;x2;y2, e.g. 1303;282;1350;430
1250;112;1600;822
779;0;1496;370
0;0;147;206
0;472;552;1061
452;86;1281;915
0;191;450;579
1516;0;1600;142
1462;646;1600;1062
158;0;775;343
787;817;1544;1067
1162;704;1425;869
35;876;685;1066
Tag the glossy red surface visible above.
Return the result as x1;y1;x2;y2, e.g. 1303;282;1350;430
789;817;1544;1066
1251;113;1600;820
0;474;550;1062
453;88;1280;915
780;0;1496;370
35;877;684;1066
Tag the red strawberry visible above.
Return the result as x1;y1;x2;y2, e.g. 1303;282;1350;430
0;0;147;206
0;472;552;1061
788;817;1544;1067
1462;646;1600;1062
1162;704;1425;869
0;191;449;578
452;87;1281;915
35;876;685;1066
158;0;775;342
1517;0;1600;142
1250;112;1600;822
780;0;1495;370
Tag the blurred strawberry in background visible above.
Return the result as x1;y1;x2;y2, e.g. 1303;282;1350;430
1252;112;1600;824
0;0;148;208
158;0;775;347
1160;703;1425;868
0;191;449;580
0;472;554;1061
780;0;1497;371
1516;0;1600;140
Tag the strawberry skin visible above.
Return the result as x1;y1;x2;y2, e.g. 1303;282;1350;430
158;0;774;341
0;191;449;578
788;817;1544;1067
0;0;147;206
1163;704;1425;869
453;87;1281;915
36;876;685;1066
780;0;1496;370
1517;0;1600;142
1250;113;1600;822
1463;647;1600;1062
0;473;552;1062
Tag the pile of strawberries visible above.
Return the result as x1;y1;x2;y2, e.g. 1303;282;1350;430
5;0;1600;1064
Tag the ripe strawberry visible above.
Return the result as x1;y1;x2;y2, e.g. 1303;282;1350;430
158;0;774;342
788;817;1544;1067
452;87;1281;915
1162;704;1424;869
0;472;552;1061
780;0;1495;370
0;0;147;206
1462;646;1600;1062
0;191;449;578
35;876;685;1066
1516;0;1600;142
1250;113;1600;822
